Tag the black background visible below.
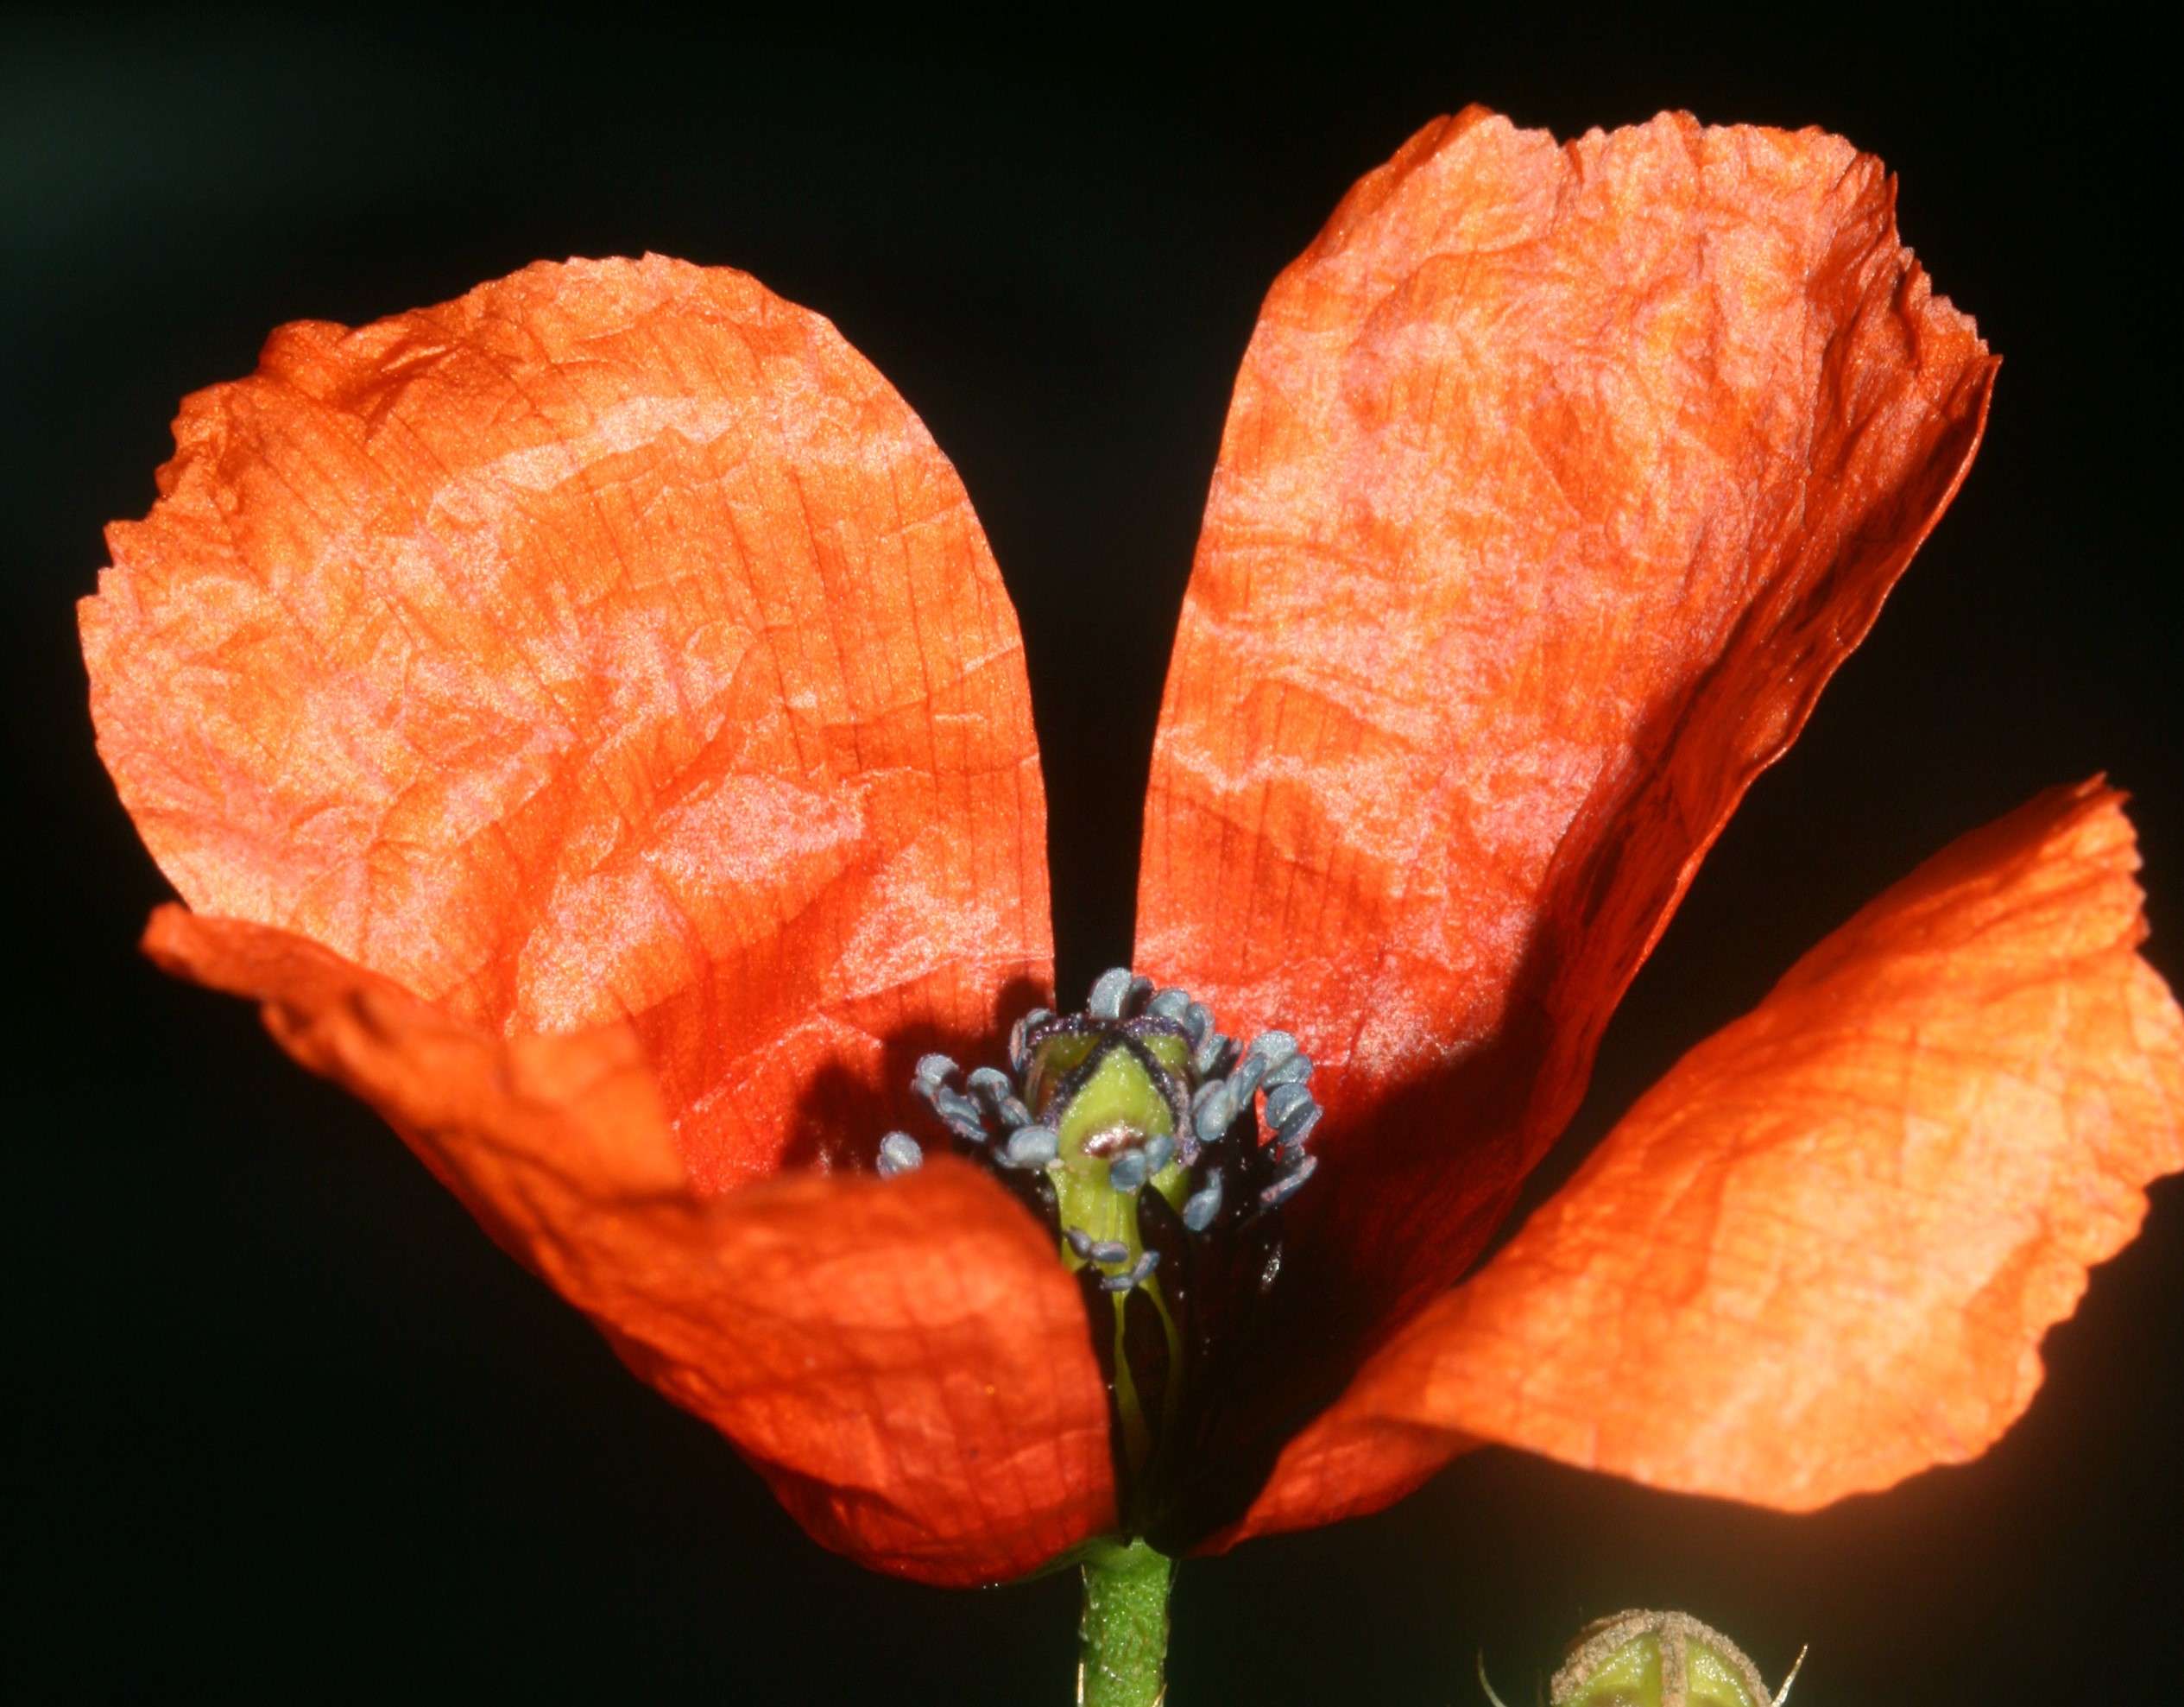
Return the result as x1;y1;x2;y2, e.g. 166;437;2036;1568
6;9;2177;1702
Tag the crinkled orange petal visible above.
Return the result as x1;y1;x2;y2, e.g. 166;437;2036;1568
144;906;1114;1584
84;256;1050;1191
1225;781;2184;1541
1135;108;1998;1433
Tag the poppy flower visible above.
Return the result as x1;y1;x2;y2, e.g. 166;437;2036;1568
80;102;2182;1673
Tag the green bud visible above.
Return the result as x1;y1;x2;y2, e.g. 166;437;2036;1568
1481;1610;1804;1707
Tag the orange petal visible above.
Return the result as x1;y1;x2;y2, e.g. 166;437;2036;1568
1136;110;1998;1358
1227;781;2184;1539
85;256;1049;1191
145;905;1115;1584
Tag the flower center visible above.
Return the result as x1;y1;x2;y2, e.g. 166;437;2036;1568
874;967;1322;1528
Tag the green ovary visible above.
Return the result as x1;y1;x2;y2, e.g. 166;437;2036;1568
1037;1040;1190;1477
1045;1045;1189;1268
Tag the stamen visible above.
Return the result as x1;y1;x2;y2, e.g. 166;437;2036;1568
1107;1149;1150;1193
967;1067;1037;1131
1007;1009;1053;1075
1088;966;1136;1021
1226;1050;1270;1103
1190;1080;1235;1143
1101;1250;1160;1293
1258;1154;1318;1208
1263;1081;1312;1129
1064;1228;1132;1265
1146;988;1191;1022
876;1131;923;1178
1261;1050;1313;1090
1274;1101;1322;1152
1003;1124;1060;1168
931;1085;988;1138
1181;1173;1222;1231
915;1053;958;1087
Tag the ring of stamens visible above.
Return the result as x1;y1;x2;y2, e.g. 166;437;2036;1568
873;967;1322;1513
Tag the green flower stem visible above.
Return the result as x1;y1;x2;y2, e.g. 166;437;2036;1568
1076;1538;1175;1706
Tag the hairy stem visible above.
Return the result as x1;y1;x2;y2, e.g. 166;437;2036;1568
1077;1538;1175;1706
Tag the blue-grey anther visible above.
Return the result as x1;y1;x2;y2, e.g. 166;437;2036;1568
1259;1154;1318;1208
1067;1229;1132;1266
1126;974;1156;1015
1182;1002;1213;1049
1003;1125;1059;1168
1244;1030;1298;1070
1107;1148;1150;1193
1191;1029;1231;1079
1275;1102;1322;1152
967;1072;1032;1130
1226;1051;1269;1104
1264;1080;1312;1129
967;1066;1013;1104
932;1087;988;1140
914;1053;958;1087
1142;1132;1177;1175
1101;1250;1160;1293
1261;1050;1313;1091
1007;1009;1052;1074
1190;1079;1235;1143
933;1086;982;1122
1146;988;1191;1022
1088;966;1135;1021
1182;1173;1223;1231
876;1132;923;1178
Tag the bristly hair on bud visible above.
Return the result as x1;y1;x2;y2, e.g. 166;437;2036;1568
880;967;1324;1537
